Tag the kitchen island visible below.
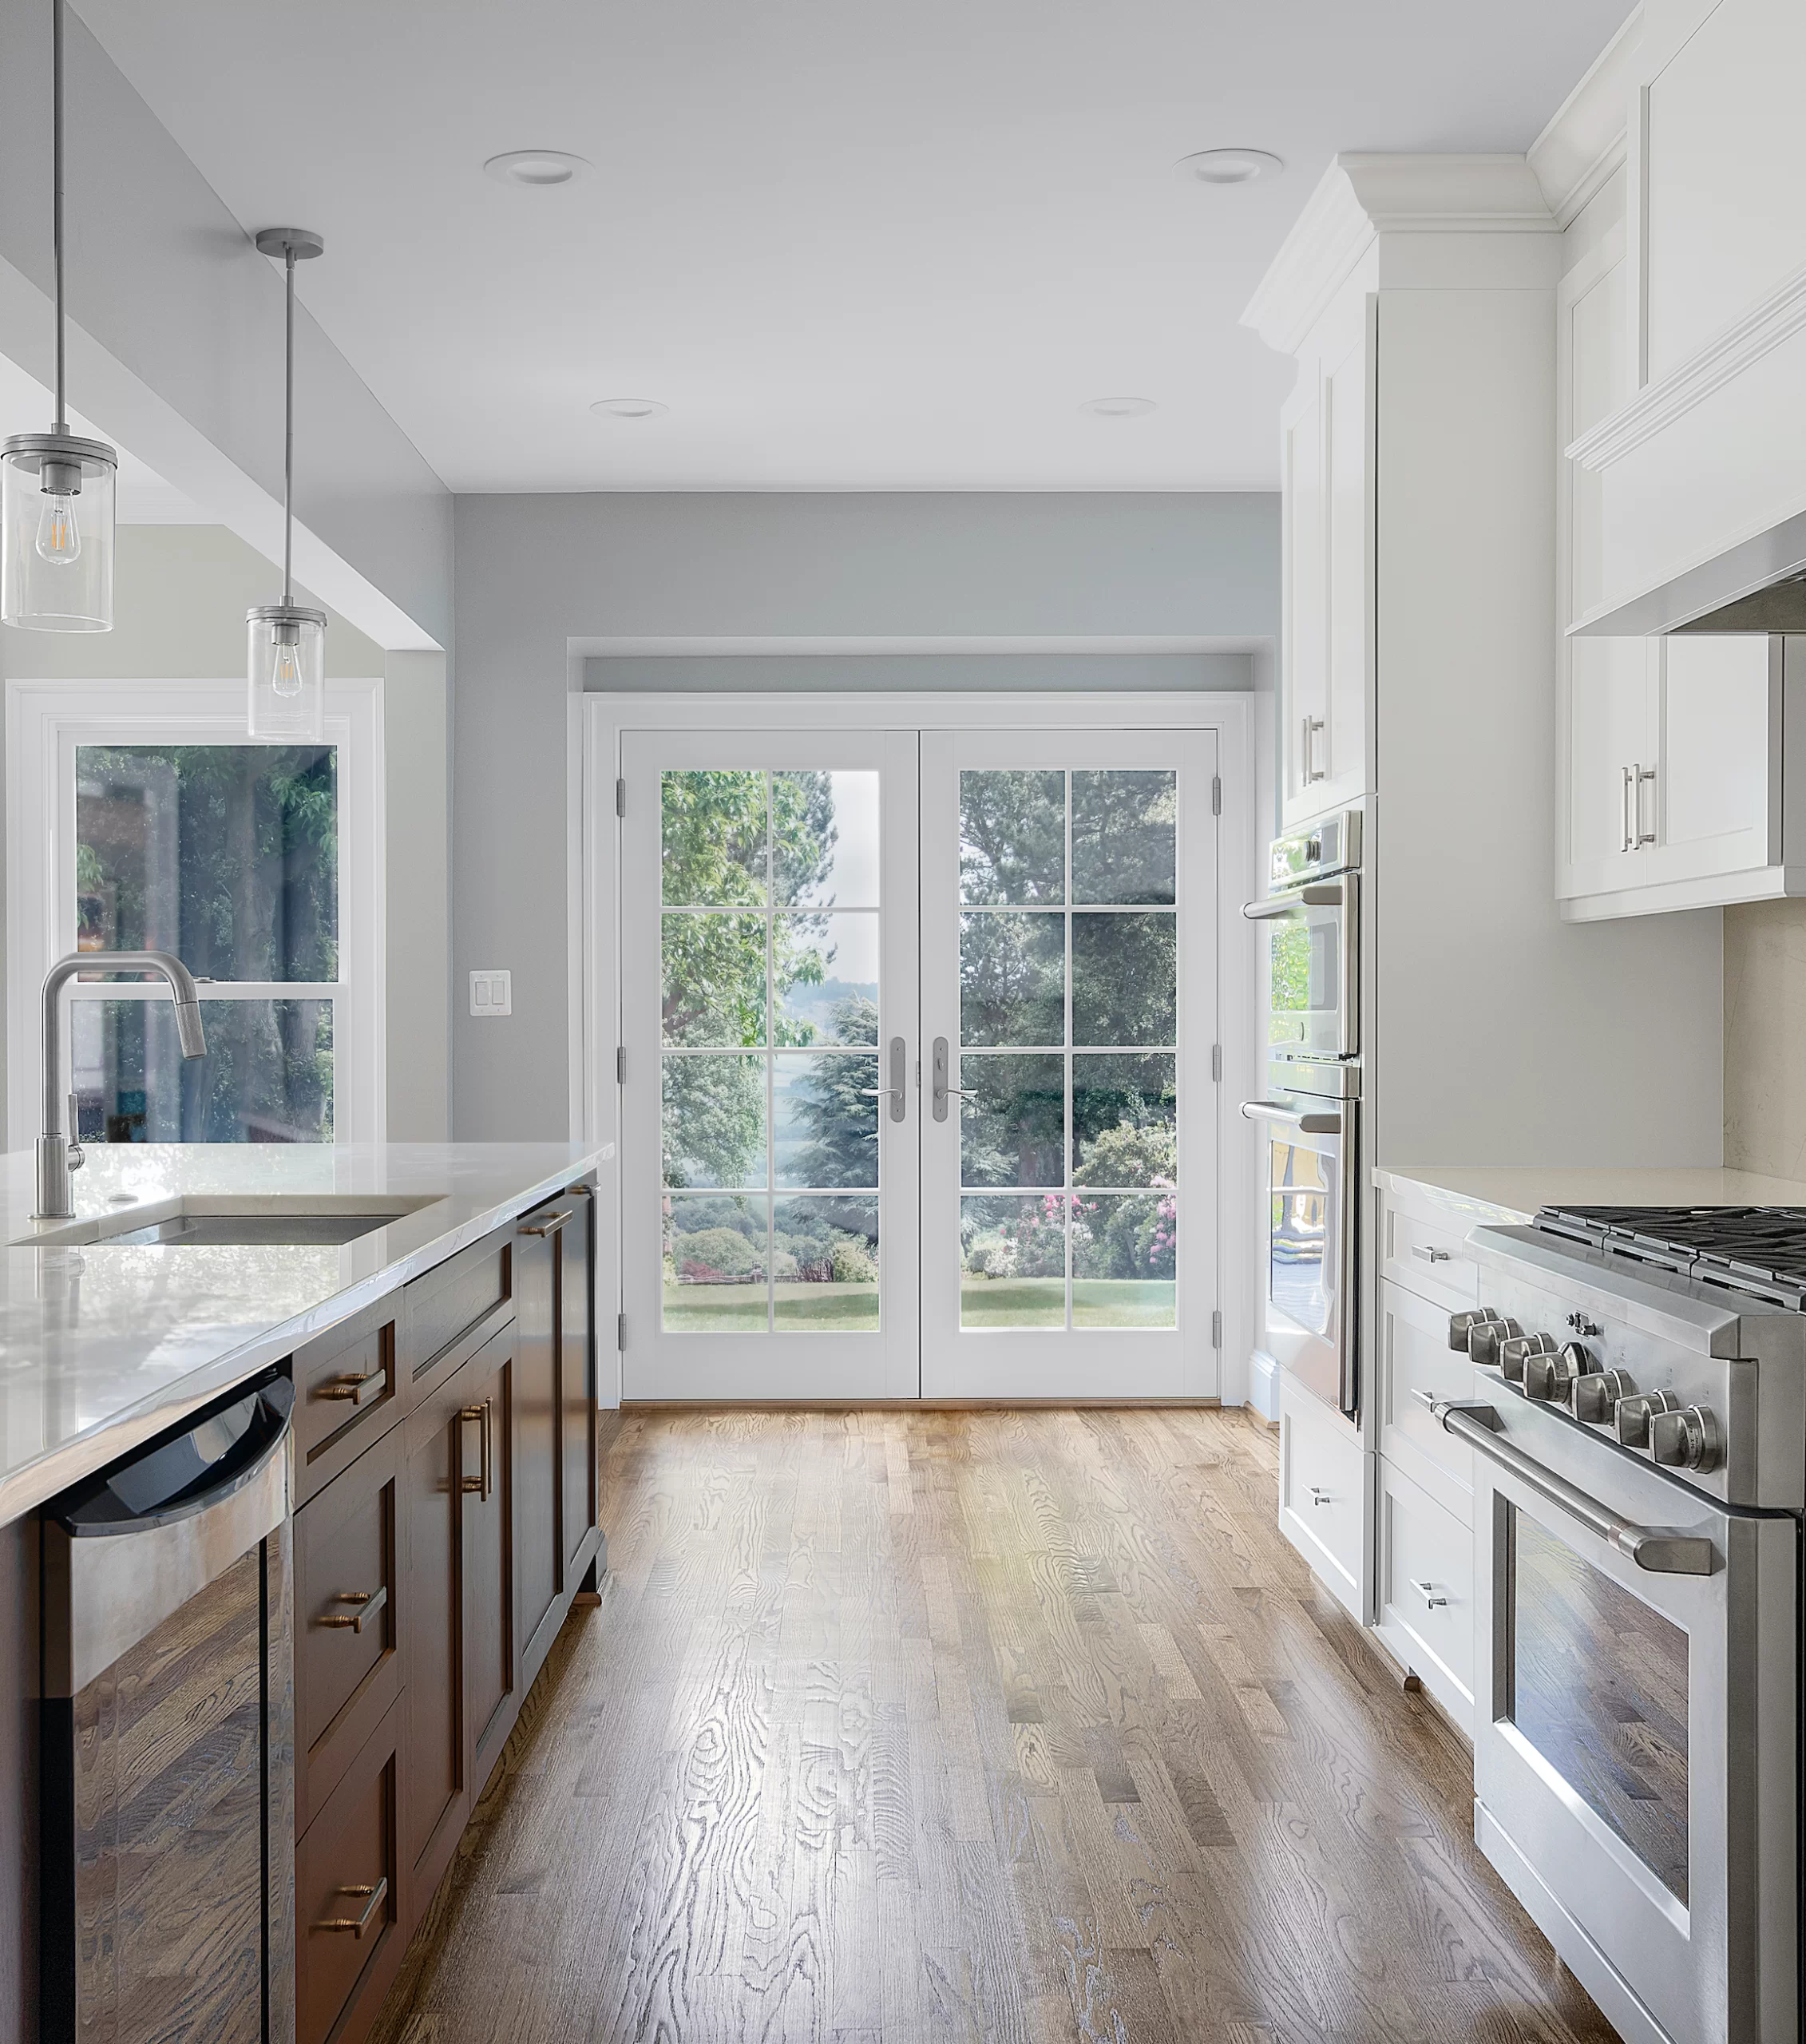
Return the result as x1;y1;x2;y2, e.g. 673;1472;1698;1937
0;1139;612;2044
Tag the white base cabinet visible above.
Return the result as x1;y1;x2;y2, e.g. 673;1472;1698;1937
1375;1459;1475;1734
1277;1373;1368;1620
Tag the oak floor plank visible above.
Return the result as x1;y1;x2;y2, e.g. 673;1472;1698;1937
371;1408;1618;2044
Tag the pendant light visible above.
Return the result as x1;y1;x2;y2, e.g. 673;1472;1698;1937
1;0;118;632
247;227;326;741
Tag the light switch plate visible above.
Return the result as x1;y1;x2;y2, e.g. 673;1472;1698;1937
469;969;512;1016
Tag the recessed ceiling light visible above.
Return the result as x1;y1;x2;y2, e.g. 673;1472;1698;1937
590;398;668;420
483;149;590;188
1178;148;1284;186
1080;397;1157;418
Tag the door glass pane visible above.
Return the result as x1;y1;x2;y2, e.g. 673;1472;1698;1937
774;1195;879;1331
960;1194;1068;1328
1074;1194;1176;1327
960;911;1064;1047
661;770;767;905
960;770;1065;904
659;767;882;1334
76;745;338;981
1072;912;1176;1046
1071;770;1175;905
663;1056;767;1190
773;1054;878;1189
664;1194;770;1330
959;1054;1064;1186
1072;1054;1176;1186
71;996;333;1143
1509;1509;1689;1905
1269;1135;1329;1333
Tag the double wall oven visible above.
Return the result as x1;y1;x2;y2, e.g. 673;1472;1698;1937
1242;807;1362;1416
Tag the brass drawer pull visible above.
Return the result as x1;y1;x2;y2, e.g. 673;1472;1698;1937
460;1400;493;1501
315;1585;388;1634
315;1360;384;1405
519;1208;573;1238
313;1876;388;1938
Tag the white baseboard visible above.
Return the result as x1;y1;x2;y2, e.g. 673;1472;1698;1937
1248;1347;1281;1423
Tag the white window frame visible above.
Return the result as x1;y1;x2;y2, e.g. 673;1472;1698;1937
576;688;1257;1407
6;676;386;1150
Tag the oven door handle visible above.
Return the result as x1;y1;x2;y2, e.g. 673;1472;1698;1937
1242;882;1343;921
1433;1400;1717;1575
1240;1099;1342;1135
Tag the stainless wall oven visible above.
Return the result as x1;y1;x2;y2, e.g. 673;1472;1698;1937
1243;808;1362;1417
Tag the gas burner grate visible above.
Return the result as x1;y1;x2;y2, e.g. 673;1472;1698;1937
1535;1206;1806;1305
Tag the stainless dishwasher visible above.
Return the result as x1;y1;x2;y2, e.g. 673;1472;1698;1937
41;1373;296;2044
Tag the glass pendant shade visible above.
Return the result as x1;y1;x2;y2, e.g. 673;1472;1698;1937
1;433;117;630
247;604;327;740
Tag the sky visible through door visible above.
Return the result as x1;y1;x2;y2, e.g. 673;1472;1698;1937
659;768;884;1333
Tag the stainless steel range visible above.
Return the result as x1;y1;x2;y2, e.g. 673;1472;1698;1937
1444;1206;1804;2044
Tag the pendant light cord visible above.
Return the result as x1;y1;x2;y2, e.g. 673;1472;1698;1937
282;246;295;606
51;0;65;431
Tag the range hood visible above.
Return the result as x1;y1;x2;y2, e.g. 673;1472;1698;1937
1571;509;1806;636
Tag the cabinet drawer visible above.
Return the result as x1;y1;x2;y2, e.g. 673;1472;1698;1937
1381;1201;1479;1310
402;1233;511;1383
295;1432;402;1833
1277;1376;1365;1617
297;1693;403;2044
1377;1278;1476;1523
1376;1459;1475;1735
294;1301;401;1505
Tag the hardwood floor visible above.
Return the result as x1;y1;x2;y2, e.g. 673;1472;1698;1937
369;1407;1614;2044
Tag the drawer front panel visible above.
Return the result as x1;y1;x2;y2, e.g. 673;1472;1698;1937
1382;1200;1479;1310
404;1236;509;1381
1378;1460;1475;1729
1277;1378;1364;1612
295;1307;400;1503
296;1693;402;2044
1379;1278;1476;1511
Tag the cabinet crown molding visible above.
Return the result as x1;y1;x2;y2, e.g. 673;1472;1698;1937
1242;154;1556;357
1527;6;1641;227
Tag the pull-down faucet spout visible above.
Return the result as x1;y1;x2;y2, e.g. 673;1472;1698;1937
36;950;208;1218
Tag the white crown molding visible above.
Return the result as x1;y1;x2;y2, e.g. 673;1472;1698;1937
1528;6;1642;227
1241;154;1557;356
1569;260;1806;471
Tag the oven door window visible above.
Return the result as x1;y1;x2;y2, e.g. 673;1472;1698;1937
1268;1131;1336;1336
1267;901;1343;1058
1507;1505;1690;1903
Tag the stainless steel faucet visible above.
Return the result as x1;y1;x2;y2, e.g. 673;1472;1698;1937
37;951;208;1218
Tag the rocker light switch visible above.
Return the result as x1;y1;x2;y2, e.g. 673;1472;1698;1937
469;969;512;1016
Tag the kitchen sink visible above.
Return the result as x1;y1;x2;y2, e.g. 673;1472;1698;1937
12;1195;439;1250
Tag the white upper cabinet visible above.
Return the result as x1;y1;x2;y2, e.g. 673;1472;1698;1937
1278;284;1373;828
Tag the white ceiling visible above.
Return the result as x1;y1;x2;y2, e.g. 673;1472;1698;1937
73;0;1628;495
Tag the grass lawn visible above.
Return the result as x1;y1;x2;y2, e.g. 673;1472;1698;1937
960;1278;1176;1329
663;1280;878;1333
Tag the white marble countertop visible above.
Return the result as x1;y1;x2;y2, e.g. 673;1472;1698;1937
1375;1163;1806;1226
0;1141;611;1526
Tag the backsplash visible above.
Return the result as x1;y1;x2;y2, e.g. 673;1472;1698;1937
1725;901;1806;1176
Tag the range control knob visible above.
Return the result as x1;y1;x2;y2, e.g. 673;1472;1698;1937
1615;1389;1681;1450
1497;1331;1558;1384
1572;1369;1634;1424
1524;1342;1587;1404
1448;1307;1503;1354
1467;1317;1522;1369
1650;1405;1723;1473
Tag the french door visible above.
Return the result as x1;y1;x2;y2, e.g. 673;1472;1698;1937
619;722;1218;1400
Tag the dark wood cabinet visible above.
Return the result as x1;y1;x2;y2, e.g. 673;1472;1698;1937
292;1176;602;2044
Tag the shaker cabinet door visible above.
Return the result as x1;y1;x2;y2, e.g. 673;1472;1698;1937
513;1211;564;1677
560;1186;598;1579
463;1328;518;1785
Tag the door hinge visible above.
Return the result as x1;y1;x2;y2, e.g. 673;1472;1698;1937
1210;1308;1222;1350
1210;1042;1222;1083
616;1045;626;1084
616;1312;628;1351
1211;774;1222;817
615;777;627;818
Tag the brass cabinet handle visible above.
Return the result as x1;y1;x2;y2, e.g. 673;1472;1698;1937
315;1586;387;1634
564;1182;594;1198
460;1401;493;1500
314;1359;385;1405
312;1876;388;1938
519;1208;573;1238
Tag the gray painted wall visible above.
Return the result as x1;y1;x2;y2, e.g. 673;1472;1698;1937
452;489;1279;1138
